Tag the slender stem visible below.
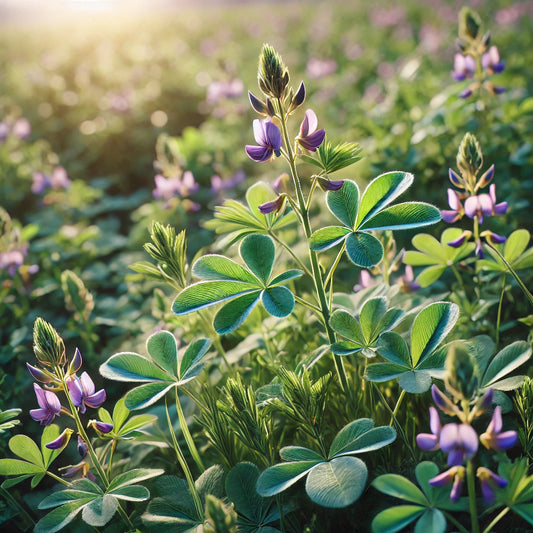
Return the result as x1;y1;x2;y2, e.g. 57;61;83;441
46;471;72;487
450;264;467;294
0;487;35;530
277;98;350;396
495;273;506;346
164;397;204;521
466;460;480;533
485;242;533;307
175;388;205;472
391;389;407;423
324;242;346;292
106;439;118;478
198;312;232;372
269;231;313;278
293;294;321;313
482;506;510;533
443;511;470;533
305;177;319;212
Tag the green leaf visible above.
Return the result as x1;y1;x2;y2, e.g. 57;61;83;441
365;363;409;383
360;297;387;343
213;291;261;334
147;331;178;376
377;332;411;366
125;382;175;410
305;457;367;508
414;509;446;533
415;265;447;288
309;226;350;252
410;302;459;367
118;414;157;438
398;371;432;393
81;494;118;527
331;341;364;356
39;480;102;509
279;447;324;462
326;180;359;228
504;229;530;263
225;463;265;523
329;309;365;345
240;234;275;284
179;338;211;382
371;505;425;533
512;503;533;525
99;352;171;382
415;462;439;503
109;485;150;501
172;281;259;315
329;422;396;458
357;172;413;227
9;434;44;468
345;232;384;267
262;286;294;318
482;341;532;388
360;202;441;231
41;425;63;467
371;474;428;505
0;459;43;476
1;475;32;488
256;461;320;497
192;255;258;283
108;468;165;492
270;269;303;285
35;500;93;533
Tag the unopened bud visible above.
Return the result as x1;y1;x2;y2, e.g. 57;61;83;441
459;7;482;42
258;43;290;99
445;342;479;401
457;132;483;178
33;318;66;367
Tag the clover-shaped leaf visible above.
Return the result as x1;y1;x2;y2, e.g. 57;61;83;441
0;424;64;489
256;419;395;508
35;469;163;533
371;462;467;533
204;181;297;246
310;173;441;268
98;397;157;441
403;228;476;287
100;330;211;410
365;302;459;393
172;234;302;334
329;297;404;357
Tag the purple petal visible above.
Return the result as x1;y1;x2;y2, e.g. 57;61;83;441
416;433;439;451
458;423;479;455
78;436;88;457
70;348;83;374
478;164;494;188
67;377;84;408
447;448;465;466
248;91;267;114
245;145;272;163
429;469;454;487
94;421;113;433
429;406;441;435
493;202;508;215
79;372;96;396
450;474;463;502
318;177;344;191
448;169;463;187
459;88;473;99
85;389;106;409
478;194;494;216
495;431;518;451
464;196;480;219
480;479;496;504
293;81;306;107
489;406;503;434
447;189;462;210
252;119;266;145
27;363;52;383
301;109;318;137
447;232;469;248
299;129;325;151
439;424;460;452
258;196;284;214
441;210;461;223
264;121;281;151
45;429;72;450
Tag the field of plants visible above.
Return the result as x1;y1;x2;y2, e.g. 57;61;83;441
1;0;533;531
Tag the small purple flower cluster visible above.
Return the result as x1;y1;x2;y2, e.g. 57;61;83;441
442;134;508;257
0;210;38;277
152;170;201;212
417;385;517;503
0;117;31;142
27;340;112;479
32;166;71;194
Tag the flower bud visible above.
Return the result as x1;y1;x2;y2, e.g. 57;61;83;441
288;81;306;114
68;348;83;375
476;164;495;189
445;342;479;401
258;195;285;214
33;318;66;367
318;177;344;191
458;7;482;43
457;132;483;178
45;428;74;450
248;91;267;115
258;43;290;99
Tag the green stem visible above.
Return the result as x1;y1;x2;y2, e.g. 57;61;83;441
0;487;35;530
391;389;406;423
269;230;313;278
106;439;118;478
293;294;321;313
443;511;470;533
495;273;506;346
324;242;346;293
482;506;510;533
466;460;480;533
485;242;533;308
165;397;204;521
46;471;72;487
450;264;467;294
277;98;350;397
175;387;205;472
198;311;232;372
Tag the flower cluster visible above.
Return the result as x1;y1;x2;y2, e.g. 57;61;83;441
0;117;31;142
0;208;37;277
27;320;112;479
452;8;506;98
417;343;517;504
441;133;508;257
152;170;201;211
32;166;71;194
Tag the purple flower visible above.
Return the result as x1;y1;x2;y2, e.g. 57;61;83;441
429;465;465;502
397;265;420;293
67;372;106;414
29;383;62;426
477;467;508;504
441;189;464;223
353;269;375;292
482;46;505;74
210;170;245;195
447;230;472;248
12;118;31;140
31;167;71;194
273;173;290;194
464;184;507;223
60;461;94;480
68;348;83;375
459;87;473;99
451;54;476;81
480;230;507;245
296;110;325;152
0;248;27;276
45;428;74;450
245;120;282;163
416;407;441;451
153;171;199;202
0;121;9;142
480;406;518;452
439;423;479;466
26;362;53;383
318;177;344;191
258;195;285;214
89;420;114;434
431;384;459;417
78;436;88;458
306;58;337;79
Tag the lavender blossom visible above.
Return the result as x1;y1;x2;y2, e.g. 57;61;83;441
416;407;441;451
89;420;114;434
440;423;479;465
45;428;74;450
480;406;518;452
67;371;106;414
429;465;465;502
258;195;285;214
297;110;325;152
482;46;505;74
12;118;31;140
477;467;508;504
245;119;282;163
441;189;464;223
451;53;476;81
29;383;62;426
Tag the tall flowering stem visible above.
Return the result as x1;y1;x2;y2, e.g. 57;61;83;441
275;96;350;396
466;459;480;533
